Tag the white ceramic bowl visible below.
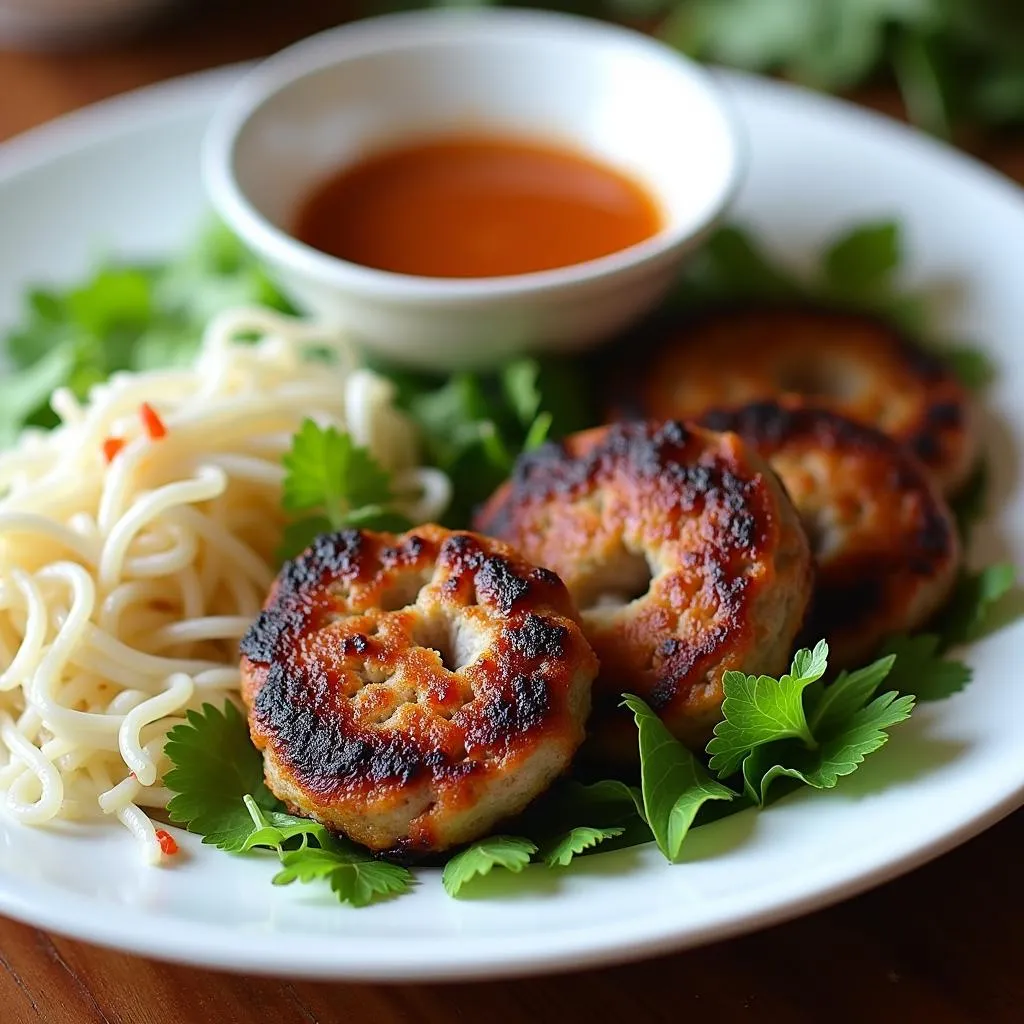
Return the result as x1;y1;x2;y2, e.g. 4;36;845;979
203;9;743;370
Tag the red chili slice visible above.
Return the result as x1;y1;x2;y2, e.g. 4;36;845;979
155;829;179;856
102;437;126;463
139;402;167;440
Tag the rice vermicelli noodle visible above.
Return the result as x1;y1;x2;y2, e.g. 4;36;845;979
0;307;450;863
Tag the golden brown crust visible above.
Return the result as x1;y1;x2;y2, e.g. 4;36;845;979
699;399;961;666
630;306;977;495
239;525;597;856
475;420;813;759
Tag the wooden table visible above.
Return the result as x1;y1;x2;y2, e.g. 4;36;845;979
0;3;1021;1021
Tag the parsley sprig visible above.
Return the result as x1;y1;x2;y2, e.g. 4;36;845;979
278;419;414;560
442;836;538;897
162;594;1019;903
165;703;412;907
625;642;914;850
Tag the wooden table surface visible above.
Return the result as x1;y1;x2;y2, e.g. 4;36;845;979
0;3;1021;1021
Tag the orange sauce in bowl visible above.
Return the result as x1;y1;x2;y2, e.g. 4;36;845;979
293;134;663;279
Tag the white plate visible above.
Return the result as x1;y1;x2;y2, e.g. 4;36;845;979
0;65;1021;983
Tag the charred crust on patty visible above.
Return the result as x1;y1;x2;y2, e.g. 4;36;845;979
476;419;813;755
486;421;773;557
239;525;596;855
613;303;977;495
696;398;960;665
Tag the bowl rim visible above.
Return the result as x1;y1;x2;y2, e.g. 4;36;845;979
202;7;747;304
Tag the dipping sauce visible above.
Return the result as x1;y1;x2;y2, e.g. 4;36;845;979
293;134;663;279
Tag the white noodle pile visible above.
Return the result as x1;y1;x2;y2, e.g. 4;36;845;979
0;307;450;863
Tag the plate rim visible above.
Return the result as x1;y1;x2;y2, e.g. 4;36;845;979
0;62;1021;982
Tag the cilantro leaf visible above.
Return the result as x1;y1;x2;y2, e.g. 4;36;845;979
164;703;413;908
406;374;515;526
938;563;1018;648
273;843;413;907
164;702;278;851
892;30;951;139
743;692;916;803
791;639;830;681
282;420;393;516
822;221;900;299
701;640;915;804
881;634;972;702
706;640;829;778
277;420;414;559
528;357;595;440
442;836;537;897
66;267;152;336
623;695;735;862
541;827;626;868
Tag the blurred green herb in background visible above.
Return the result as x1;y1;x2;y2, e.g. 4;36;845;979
378;0;1024;137
0;223;292;445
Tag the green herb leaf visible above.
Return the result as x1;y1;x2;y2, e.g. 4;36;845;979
282;419;393;517
442;836;538;897
743;691;916;803
164;702;278;851
822;221;900;298
340;505;414;532
0;219;295;445
807;654;896;732
273;843;413;907
0;343;75;447
383;352;593;528
950;460;989;544
405;373;515;525
880;633;972;702
623;695;735;862
706;640;829;778
163;703;414;908
529;358;595;440
541;826;626;868
239;798;331;852
938;563;1017;647
942;346;996;390
501;359;543;427
700;225;799;299
516;778;651;856
524;411;554;451
277;515;335;561
277;420;413;559
66;267;152;336
892;30;952;138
